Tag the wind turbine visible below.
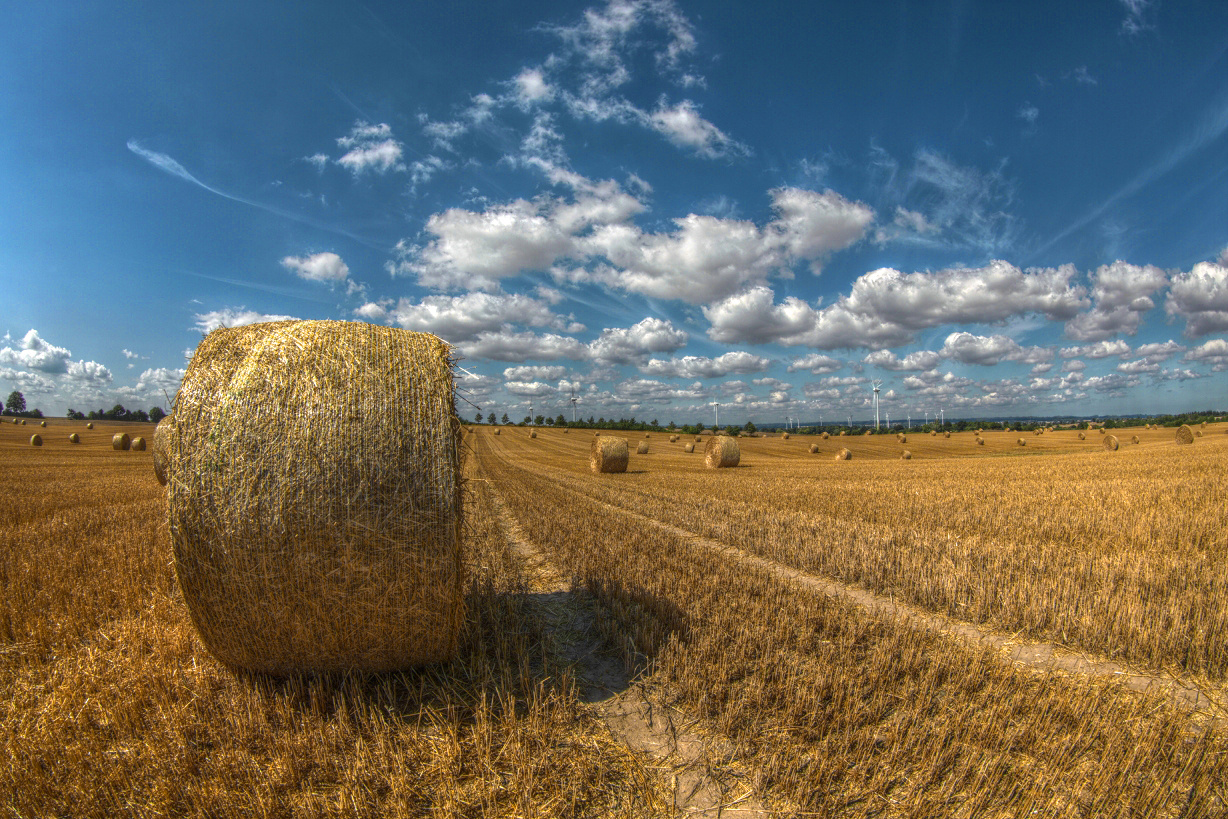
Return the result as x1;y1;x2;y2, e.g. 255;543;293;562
710;401;720;429
872;379;882;430
569;386;579;423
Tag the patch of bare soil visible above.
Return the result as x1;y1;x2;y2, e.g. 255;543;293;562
486;487;772;818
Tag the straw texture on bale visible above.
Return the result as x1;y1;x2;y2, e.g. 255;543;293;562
590;436;629;473
809;443;819;453
112;433;131;451
29;434;42;446
69;433;80;444
131;436;146;451
835;448;851;460
1103;435;1119;451
153;417;171;486
529;430;537;438
636;441;649;454
168;320;464;675
1175;425;1195;445
704;435;740;469
86;422;93;429
683;442;694;453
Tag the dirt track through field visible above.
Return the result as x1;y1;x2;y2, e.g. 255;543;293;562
481;482;771;818
488;449;1226;718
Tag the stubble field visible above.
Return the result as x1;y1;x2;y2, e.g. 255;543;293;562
2;417;1226;816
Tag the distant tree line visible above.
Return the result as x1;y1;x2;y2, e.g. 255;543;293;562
67;404;166;423
2;390;42;418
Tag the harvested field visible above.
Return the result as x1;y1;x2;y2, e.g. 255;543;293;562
3;418;1226;816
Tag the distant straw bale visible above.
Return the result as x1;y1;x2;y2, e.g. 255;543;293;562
930;430;936;436
839;430;847;436
944;431;950;438
822;432;830;439
809;443;819;453
1103;435;1119;451
1078;432;1086;440
591;436;629;473
695;436;702;442
1175;425;1194;445
835;448;851;460
636;441;649;454
1131;435;1140;445
1017;438;1026;446
167;320;464;675
131;437;146;451
86;422;93;429
704;435;740;469
29;434;42;446
69;433;80;444
669;435;678;442
976;438;984;445
563;428;569;434
1196;430;1203;437
1099;428;1106;435
112;433;131;451
529;430;537;438
493;428;501;435
901;450;912;460
897;434;907;443
782;432;790;440
39;420;46;427
683;443;695;453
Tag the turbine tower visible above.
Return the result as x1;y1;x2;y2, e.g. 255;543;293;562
569;386;579;423
872;379;883;431
710;401;720;429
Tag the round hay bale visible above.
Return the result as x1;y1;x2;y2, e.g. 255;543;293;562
838;430;847;436
563;428;569;434
1103;434;1119;451
863;429;872;436
781;431;790;440
29;434;42;446
1017;438;1026;447
669;434;678;442
153;417;171;485
976;437;984;445
467;427;474;434
39;420;46;427
591;436;629;473
834;448;851;461
1099;428;1106;435
86;422;93;429
1078;432;1086;440
69;432;80;444
1175;424;1195;445
1131;435;1140;445
112;432;131;451
901;450;912;460
683;442;695;453
493;428;501;435
809;443;819;453
930;430;936;436
1195;429;1203;437
636;441;649;454
897;434;907;443
644;433;650;439
20;419;26;426
595;431;601;437
944;431;951;438
1034;428;1042;436
704;436;739;469
695;435;702;442
529;430;537;438
131;436;147;451
168;320;464;675
821;431;830;439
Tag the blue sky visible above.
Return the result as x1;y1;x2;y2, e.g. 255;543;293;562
2;0;1226;424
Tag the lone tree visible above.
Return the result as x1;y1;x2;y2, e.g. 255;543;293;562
150;406;166;423
5;390;25;415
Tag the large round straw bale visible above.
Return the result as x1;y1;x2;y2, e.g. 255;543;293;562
29;434;42;446
834;448;851;460
69;432;80;444
1078;431;1086;440
1103;434;1119;451
112;432;131;451
168;320;464;675
153;417;171;485
683;442;694;453
782;431;790;440
1131;435;1140;445
591;436;629;473
1017;438;1026;446
901;450;912;460
86;422;93;429
1175;424;1194;445
821;432;830;439
809;443;819;453
131;436;147;451
704;435;740;469
529;430;537;438
636;441;649;454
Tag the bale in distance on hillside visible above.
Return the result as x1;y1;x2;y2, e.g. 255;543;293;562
839;430;847;436
683;442;695;452
835;448;851;460
1195;430;1203;437
976;437;984;445
493;428;501;435
1132;435;1140;445
1103;434;1119;451
29;434;42;446
1017;438;1026;446
69;432;80;444
704;435;739;469
930;430;936;436
809;443;819;453
821;432;830;439
1175;425;1195;445
901;450;912;460
153;417;171;486
782;431;790;440
897;434;907;443
636;441;649;454
669;435;678;442
563;428;569;434
1034;428;1043;436
20;419;26;426
39;420;46;427
1099;428;1106;435
112;433;131;451
131;436;147;451
944;431;951;438
86;422;93;429
168;319;464;675
594;431;601;437
1078;432;1086;440
529;430;537;438
591;436;629;473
